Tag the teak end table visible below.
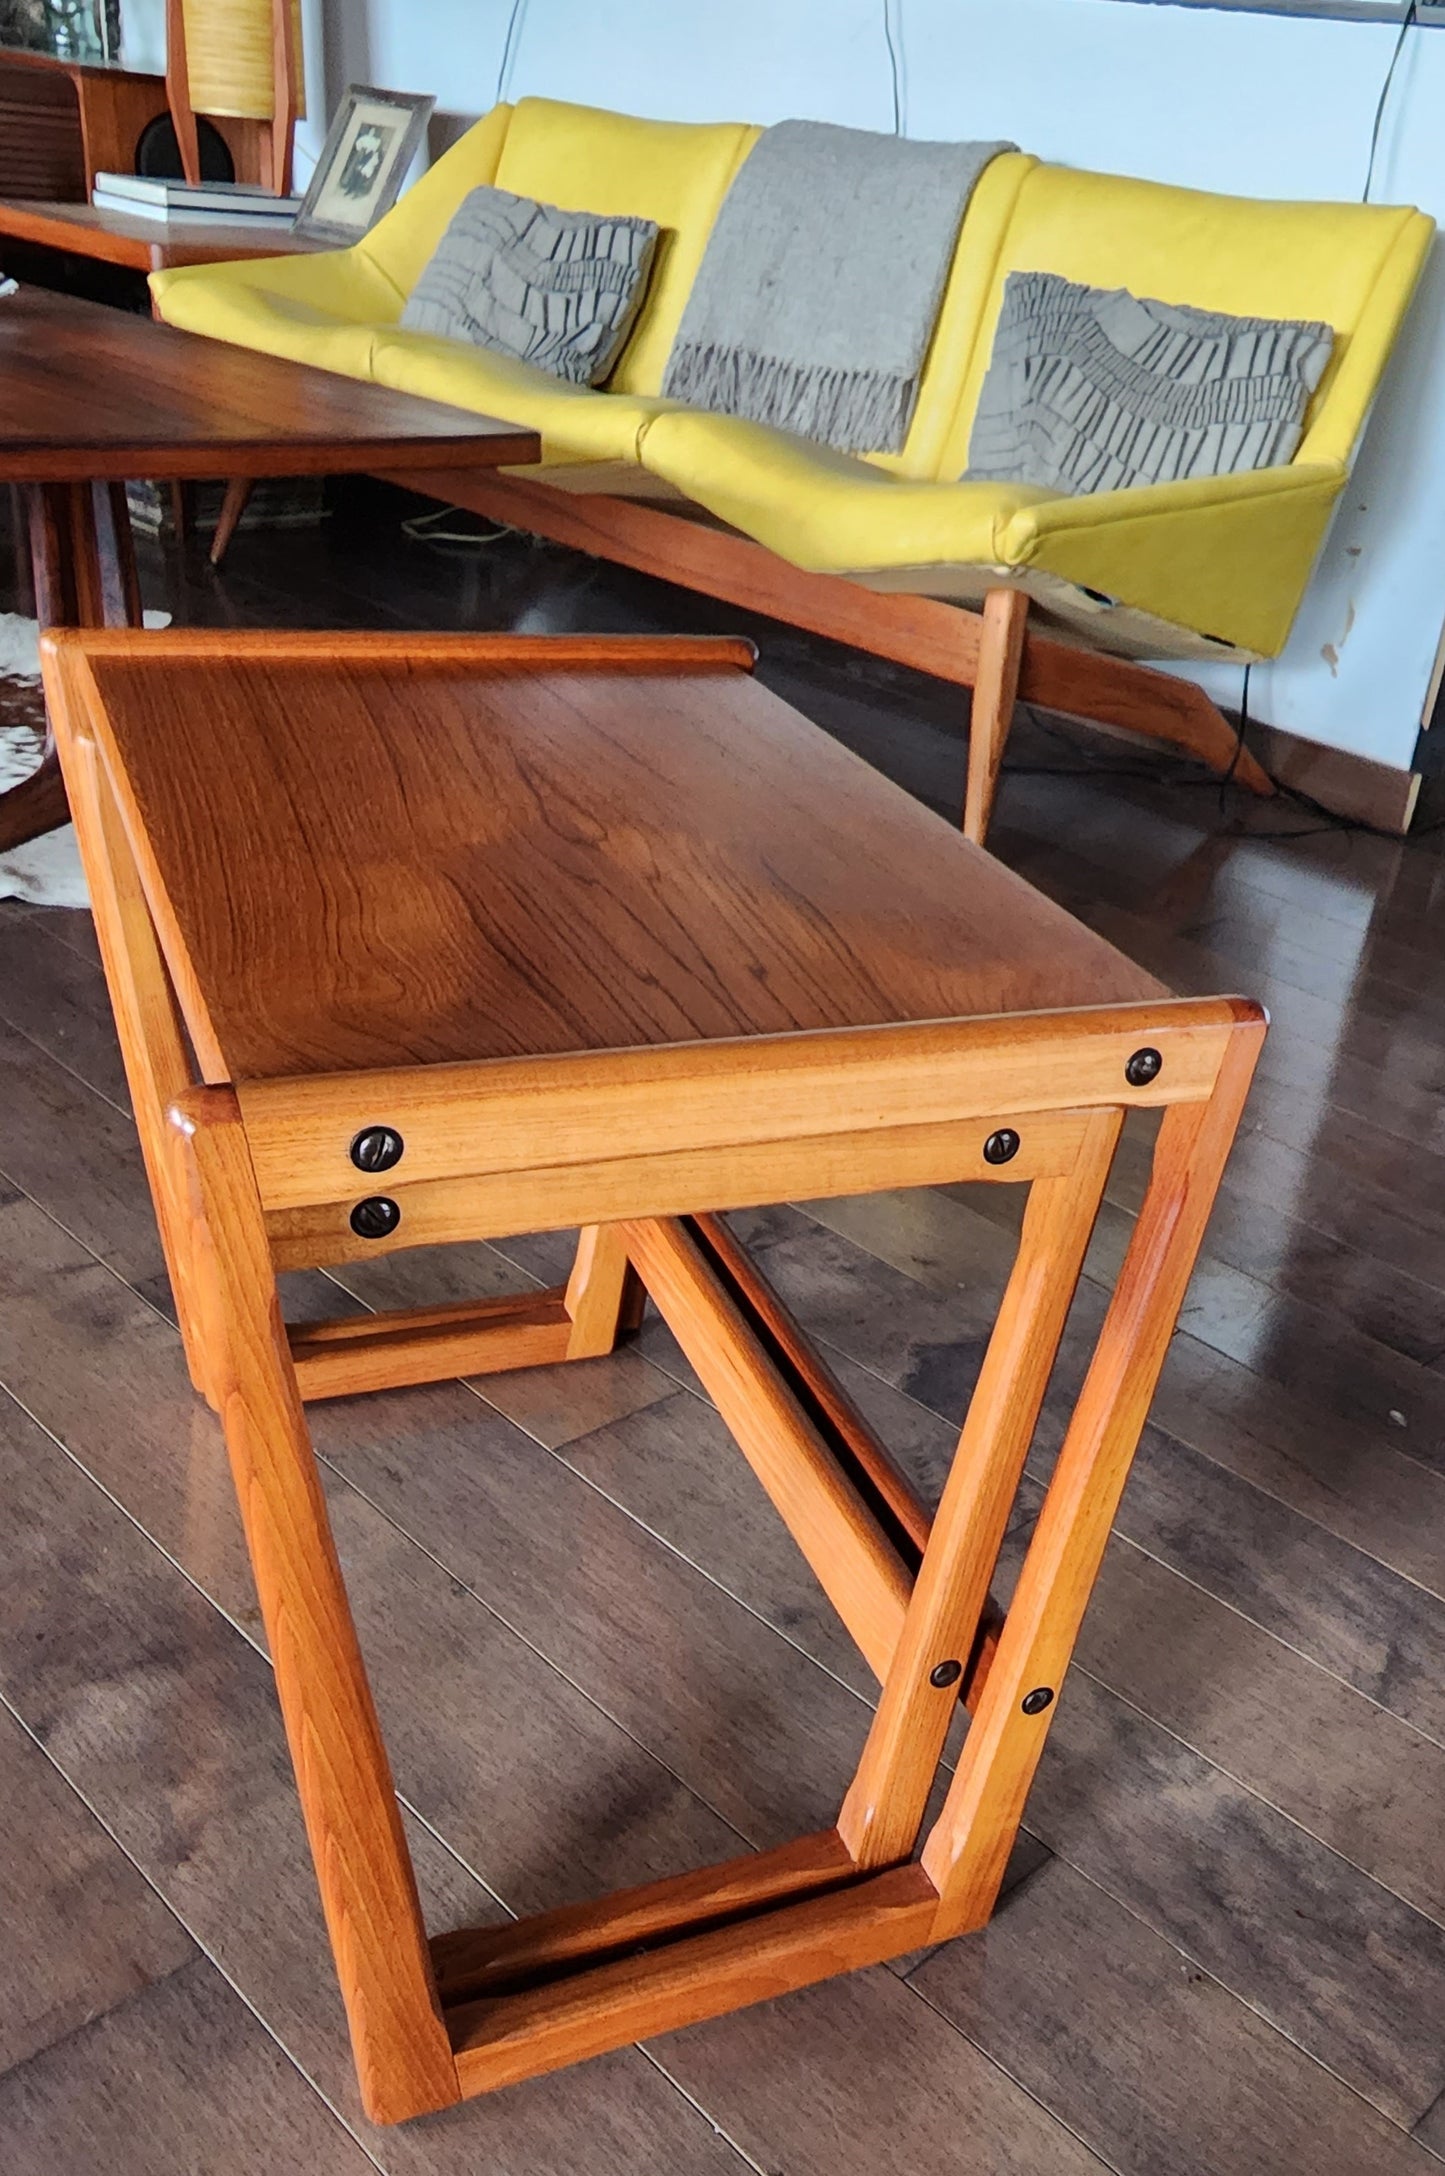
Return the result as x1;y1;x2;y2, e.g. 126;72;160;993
41;627;1265;2125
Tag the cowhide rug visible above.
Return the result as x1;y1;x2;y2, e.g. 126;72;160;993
0;609;168;908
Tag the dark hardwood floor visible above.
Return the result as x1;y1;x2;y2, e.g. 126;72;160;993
2;480;1443;2171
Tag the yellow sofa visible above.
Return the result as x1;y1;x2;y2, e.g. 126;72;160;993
152;96;1433;837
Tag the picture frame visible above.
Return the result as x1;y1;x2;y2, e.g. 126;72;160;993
294;83;435;245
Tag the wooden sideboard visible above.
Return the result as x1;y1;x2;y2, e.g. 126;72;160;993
0;43;280;197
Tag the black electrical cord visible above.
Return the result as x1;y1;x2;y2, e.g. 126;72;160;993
495;0;528;107
1363;2;1418;202
1003;703;1399;844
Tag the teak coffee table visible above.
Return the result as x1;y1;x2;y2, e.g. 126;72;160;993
0;287;539;854
42;627;1265;2125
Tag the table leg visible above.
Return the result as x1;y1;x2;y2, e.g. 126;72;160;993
8;483;36;617
0;480;142;855
94;482;144;630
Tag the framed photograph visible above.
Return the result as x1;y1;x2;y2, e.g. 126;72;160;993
295;84;436;245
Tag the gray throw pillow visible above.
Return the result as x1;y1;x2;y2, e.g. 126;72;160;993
401;185;659;387
964;270;1333;496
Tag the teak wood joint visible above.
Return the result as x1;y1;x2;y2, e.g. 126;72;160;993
41;626;1266;2123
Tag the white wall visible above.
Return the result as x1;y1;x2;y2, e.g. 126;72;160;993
143;0;1445;771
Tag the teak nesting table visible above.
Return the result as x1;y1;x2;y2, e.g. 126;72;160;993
41;627;1265;2125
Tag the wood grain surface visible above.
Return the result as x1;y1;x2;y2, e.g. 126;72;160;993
0;290;537;483
54;627;1160;1082
0;196;326;273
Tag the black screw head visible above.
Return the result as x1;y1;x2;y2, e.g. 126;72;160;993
1125;1047;1163;1088
983;1128;1021;1166
350;1125;404;1174
929;1659;963;1689
350;1196;401;1241
1021;1686;1055;1716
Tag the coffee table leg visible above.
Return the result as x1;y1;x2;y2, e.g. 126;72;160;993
0;480;142;854
0;486;78;855
93;482;144;631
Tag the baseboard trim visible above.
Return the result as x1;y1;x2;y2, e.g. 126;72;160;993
1242;718;1420;834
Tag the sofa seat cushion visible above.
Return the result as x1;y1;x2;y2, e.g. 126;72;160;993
637;409;1054;574
370;330;679;466
151;249;400;381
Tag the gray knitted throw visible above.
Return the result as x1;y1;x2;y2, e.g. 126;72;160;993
663;120;1013;454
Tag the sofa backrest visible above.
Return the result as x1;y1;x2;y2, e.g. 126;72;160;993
356;105;514;307
491;98;759;396
352;97;758;391
932;162;1434;484
865;151;1038;482
351;99;1429;489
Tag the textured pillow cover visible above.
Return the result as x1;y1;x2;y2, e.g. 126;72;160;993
401;186;659;387
965;270;1334;496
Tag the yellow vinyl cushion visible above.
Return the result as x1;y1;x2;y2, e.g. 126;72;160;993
867;152;1037;480
1004;460;1348;655
150;244;399;380
150;105;519;364
370;330;679;466
637;409;1054;570
492;98;759;396
355;105;513;302
637;411;1348;655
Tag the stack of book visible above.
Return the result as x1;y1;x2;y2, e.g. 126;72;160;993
91;175;304;228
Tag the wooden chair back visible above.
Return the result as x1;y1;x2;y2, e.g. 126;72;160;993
165;0;301;194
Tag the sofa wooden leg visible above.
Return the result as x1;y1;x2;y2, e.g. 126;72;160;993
210;478;255;568
1019;636;1275;800
965;587;1029;844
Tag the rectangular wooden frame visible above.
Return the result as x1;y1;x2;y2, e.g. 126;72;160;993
44;632;1266;2124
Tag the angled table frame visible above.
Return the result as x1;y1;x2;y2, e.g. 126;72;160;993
42;627;1264;2125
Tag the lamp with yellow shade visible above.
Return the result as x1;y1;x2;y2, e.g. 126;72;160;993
165;0;304;195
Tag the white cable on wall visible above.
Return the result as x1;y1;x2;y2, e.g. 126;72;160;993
883;0;904;133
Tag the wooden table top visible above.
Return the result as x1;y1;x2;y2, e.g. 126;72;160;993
62;629;1164;1084
0;196;327;273
0;288;538;483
